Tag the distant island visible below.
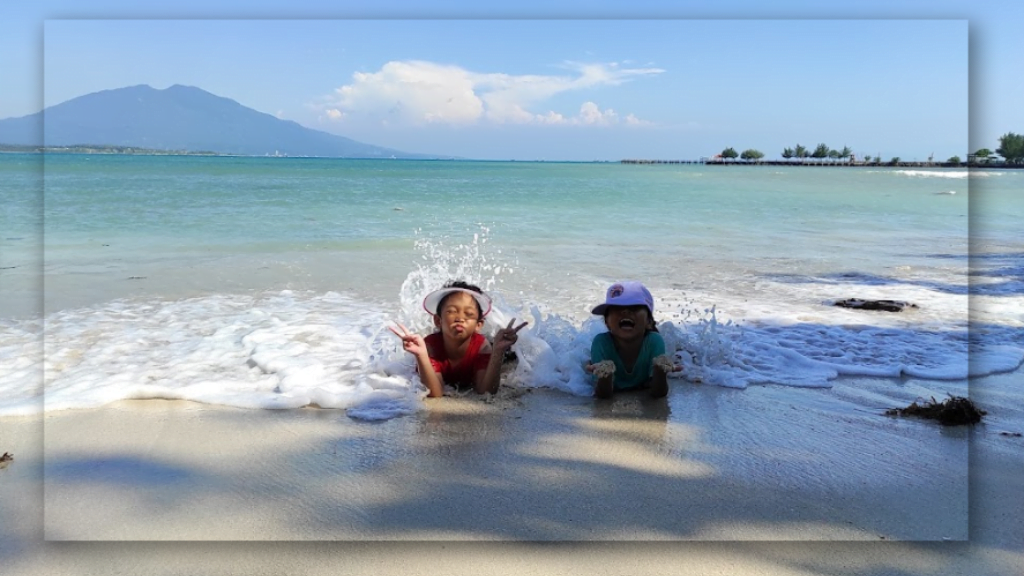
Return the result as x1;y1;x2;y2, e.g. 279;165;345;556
0;84;448;160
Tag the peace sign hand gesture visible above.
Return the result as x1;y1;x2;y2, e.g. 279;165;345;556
492;318;528;354
388;323;428;357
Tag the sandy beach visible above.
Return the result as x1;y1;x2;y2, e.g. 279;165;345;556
2;373;1021;575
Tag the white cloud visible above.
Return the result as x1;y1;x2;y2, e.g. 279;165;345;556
625;113;652;126
526;102;634;127
537;111;567;125
319;60;662;128
330;61;483;125
577;101;617;125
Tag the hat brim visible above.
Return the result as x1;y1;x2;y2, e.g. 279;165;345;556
423;288;492;317
591;302;654;316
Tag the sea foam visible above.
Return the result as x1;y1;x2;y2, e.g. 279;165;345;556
2;233;1020;419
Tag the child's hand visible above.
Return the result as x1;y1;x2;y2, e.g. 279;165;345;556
586;360;616;378
492;318;528;353
389;323;427;357
653;354;683;374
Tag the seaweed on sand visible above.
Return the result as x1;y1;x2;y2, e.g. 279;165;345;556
885;395;986;426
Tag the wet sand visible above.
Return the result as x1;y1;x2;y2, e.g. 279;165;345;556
1;377;1022;575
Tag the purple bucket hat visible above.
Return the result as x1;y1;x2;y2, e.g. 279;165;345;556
591;281;654;316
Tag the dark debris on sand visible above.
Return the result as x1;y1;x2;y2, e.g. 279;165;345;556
886;395;986;426
0;452;12;469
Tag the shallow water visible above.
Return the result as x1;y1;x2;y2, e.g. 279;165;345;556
0;154;1020;418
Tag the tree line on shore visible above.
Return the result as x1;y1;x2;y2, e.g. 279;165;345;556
717;132;1024;166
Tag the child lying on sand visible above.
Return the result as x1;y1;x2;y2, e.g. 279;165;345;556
586;281;680;399
390;280;527;398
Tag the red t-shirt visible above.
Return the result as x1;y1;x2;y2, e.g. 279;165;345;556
423;332;491;387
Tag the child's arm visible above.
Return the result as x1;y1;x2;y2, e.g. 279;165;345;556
647;334;672;398
587;333;617;399
415;352;445;398
389;323;445;398
475;318;528;395
476;344;502;395
586;360;616;399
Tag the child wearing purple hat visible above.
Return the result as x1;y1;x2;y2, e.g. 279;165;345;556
390;280;527;398
586;281;677;398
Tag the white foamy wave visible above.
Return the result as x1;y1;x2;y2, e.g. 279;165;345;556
970;346;1024;377
894;170;970;179
0;291;426;418
3;228;1022;419
0;318;43;416
2;286;1021;419
889;169;1003;179
493;293;1021;393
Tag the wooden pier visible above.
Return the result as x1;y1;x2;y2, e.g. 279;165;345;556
621;158;708;164
620;158;1015;168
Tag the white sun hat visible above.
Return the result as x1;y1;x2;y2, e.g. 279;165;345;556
422;286;492;317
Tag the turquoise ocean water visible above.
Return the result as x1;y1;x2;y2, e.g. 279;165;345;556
0;154;1021;419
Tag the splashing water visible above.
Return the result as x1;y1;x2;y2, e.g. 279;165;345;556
364;228;533;400
379;227;787;400
396;227;517;329
658;303;745;388
368;230;743;399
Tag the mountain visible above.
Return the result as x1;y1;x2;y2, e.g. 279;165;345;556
0;84;441;158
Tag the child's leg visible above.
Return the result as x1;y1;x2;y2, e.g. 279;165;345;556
594;375;614;399
649;367;669;398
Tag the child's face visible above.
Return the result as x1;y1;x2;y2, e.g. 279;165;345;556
433;291;484;342
604;305;651;342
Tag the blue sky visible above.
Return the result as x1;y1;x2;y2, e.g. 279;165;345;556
2;1;1019;162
